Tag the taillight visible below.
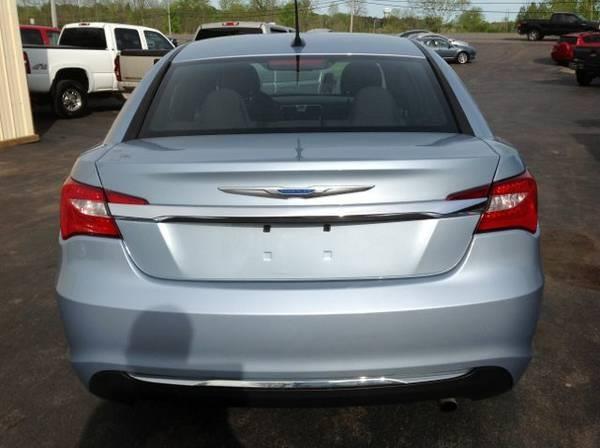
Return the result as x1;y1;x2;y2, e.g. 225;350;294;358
448;170;538;234
60;178;147;240
114;55;121;81
23;52;31;74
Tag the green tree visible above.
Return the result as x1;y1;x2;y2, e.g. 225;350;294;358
455;7;487;31
418;0;470;26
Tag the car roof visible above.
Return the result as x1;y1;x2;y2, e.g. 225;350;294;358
198;21;270;28
417;33;448;40
62;22;159;32
20;24;59;31
175;33;424;63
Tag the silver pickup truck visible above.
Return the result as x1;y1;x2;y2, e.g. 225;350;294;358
115;49;173;94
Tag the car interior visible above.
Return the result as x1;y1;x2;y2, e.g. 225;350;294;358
142;57;457;136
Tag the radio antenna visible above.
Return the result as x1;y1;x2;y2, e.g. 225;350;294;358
292;0;304;47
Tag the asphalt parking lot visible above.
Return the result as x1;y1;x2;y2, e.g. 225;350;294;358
1;34;599;448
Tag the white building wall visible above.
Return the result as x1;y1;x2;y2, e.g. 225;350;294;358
0;0;37;148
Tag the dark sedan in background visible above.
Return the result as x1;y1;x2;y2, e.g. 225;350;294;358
416;35;476;64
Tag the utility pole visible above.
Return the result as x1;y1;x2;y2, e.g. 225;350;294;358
167;0;172;35
50;0;58;28
349;0;355;32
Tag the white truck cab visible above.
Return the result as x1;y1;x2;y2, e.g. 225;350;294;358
24;22;173;118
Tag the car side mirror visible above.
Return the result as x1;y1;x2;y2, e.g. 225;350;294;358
170;38;178;47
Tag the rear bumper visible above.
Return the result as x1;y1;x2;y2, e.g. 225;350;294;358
56;230;543;401
89;367;513;405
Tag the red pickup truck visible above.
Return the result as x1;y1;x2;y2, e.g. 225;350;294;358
19;25;60;46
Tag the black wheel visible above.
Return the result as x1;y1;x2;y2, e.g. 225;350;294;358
52;79;88;118
456;52;469;64
527;29;542;41
576;70;593;86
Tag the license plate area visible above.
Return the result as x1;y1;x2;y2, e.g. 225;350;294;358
117;216;479;281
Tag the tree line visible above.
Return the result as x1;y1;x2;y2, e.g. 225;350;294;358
517;1;599;21
17;0;525;35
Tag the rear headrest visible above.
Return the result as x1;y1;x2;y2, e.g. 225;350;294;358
195;89;250;130
340;62;382;96
220;63;261;97
351;86;400;127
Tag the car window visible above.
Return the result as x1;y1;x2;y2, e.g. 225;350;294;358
583;34;600;43
559;36;577;44
59;27;107;49
20;29;43;45
115;28;142;50
47;31;60;45
195;28;263;40
144;30;172;50
565;15;578;24
140;55;458;138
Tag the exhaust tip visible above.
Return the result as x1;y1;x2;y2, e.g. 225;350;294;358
439;397;458;412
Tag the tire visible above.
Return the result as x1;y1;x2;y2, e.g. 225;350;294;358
576;70;594;86
527;29;542;41
456;52;469;64
52;79;88;118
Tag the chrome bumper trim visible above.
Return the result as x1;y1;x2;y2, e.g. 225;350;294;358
128;370;471;389
109;198;486;224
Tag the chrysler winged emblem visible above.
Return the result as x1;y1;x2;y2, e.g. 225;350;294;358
218;185;374;199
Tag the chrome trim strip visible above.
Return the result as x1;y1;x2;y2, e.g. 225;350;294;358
218;185;374;199
128;370;471;389
109;198;486;224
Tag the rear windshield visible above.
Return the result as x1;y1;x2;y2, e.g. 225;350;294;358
48;31;60;45
59;27;106;49
195;27;263;40
559;36;578;44
140;55;458;138
583;34;600;43
20;29;43;45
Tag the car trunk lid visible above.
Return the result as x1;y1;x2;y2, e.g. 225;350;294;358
96;132;499;281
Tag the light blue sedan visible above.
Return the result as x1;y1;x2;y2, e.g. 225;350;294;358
56;33;542;406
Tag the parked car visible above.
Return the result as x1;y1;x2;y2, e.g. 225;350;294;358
572;32;600;85
57;33;543;405
398;29;430;38
517;12;600;41
23;22;173;118
20;24;60;46
194;21;294;40
415;35;476;64
411;32;470;48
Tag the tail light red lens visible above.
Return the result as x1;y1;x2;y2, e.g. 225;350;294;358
114;55;121;82
23;52;31;74
60;178;147;240
448;170;538;234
